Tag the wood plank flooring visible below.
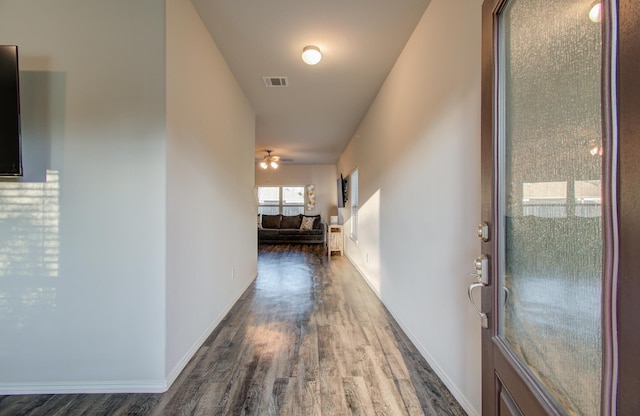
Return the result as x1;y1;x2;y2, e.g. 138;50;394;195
0;244;467;415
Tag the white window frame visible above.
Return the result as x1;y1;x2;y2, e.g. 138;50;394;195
350;169;358;242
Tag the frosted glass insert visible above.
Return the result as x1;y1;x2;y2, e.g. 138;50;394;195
499;0;602;414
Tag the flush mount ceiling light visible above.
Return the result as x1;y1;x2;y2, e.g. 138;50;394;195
260;150;280;169
302;45;322;65
589;1;602;23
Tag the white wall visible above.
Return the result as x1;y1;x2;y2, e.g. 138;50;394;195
0;1;167;392
337;0;483;413
165;0;257;384
255;164;338;223
0;0;257;394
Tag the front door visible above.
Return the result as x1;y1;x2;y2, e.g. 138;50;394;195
477;0;639;414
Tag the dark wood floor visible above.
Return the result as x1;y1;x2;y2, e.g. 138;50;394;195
0;244;466;415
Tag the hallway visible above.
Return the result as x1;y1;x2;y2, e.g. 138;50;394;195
0;245;466;415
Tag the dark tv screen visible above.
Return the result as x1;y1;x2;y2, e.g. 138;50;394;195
337;176;344;208
0;45;22;176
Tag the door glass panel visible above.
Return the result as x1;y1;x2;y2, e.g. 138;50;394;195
498;0;602;414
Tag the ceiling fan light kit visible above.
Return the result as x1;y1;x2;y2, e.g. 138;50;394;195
260;150;279;169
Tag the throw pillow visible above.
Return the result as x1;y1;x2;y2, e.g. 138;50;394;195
257;214;263;229
300;216;315;231
304;215;321;229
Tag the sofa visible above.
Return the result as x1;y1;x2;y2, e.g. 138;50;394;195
258;214;326;244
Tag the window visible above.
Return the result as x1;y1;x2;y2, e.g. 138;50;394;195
521;180;602;218
257;186;304;215
522;181;567;218
257;186;279;215
574;180;601;218
350;169;358;241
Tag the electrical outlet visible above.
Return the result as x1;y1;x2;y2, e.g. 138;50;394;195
366;253;369;263
232;268;235;279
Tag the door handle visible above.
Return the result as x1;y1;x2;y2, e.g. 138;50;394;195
468;282;489;329
467;255;489;328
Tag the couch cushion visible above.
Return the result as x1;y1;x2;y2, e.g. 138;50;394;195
258;222;325;244
258;229;279;236
280;214;303;229
262;214;281;229
277;228;321;236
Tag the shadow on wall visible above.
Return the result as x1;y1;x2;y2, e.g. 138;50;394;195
17;70;67;183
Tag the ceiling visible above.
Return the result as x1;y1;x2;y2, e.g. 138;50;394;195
191;0;431;165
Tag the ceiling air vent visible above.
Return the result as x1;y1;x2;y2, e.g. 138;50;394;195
263;76;288;87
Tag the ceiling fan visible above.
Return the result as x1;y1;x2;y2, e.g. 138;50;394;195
259;150;292;169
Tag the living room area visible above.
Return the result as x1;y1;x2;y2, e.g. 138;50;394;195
255;164;338;249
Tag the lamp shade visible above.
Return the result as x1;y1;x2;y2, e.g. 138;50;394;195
302;45;322;65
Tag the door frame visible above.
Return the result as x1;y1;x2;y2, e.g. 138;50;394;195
617;0;640;412
479;0;636;414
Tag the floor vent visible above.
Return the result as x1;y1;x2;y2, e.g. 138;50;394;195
263;76;288;87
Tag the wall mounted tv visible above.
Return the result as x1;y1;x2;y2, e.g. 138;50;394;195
337;174;348;208
0;45;22;176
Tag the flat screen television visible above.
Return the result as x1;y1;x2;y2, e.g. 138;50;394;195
337;176;344;208
0;45;22;176
337;174;348;208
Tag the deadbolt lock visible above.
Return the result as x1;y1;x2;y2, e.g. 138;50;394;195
476;222;490;242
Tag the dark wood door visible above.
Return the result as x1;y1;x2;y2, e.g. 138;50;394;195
479;0;639;414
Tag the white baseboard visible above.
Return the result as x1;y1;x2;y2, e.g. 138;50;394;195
344;253;480;416
0;380;168;395
164;272;258;389
0;272;259;397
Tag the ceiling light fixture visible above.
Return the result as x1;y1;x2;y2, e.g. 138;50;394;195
302;45;322;65
260;150;280;169
589;1;602;23
588;139;603;156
